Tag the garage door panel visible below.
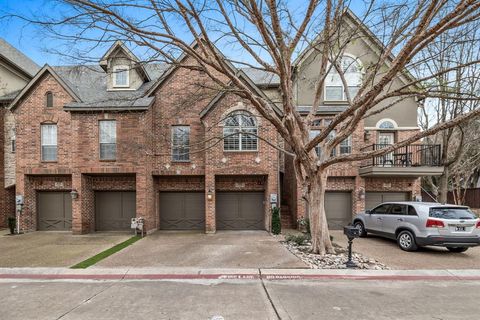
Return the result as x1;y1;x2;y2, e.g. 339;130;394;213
160;192;205;230
38;192;72;231
216;192;264;230
365;192;410;210
325;192;352;230
95;192;136;231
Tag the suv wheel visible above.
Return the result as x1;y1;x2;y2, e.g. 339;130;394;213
447;247;469;253
354;221;367;237
397;230;418;252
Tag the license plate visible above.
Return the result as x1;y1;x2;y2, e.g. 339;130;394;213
455;226;466;232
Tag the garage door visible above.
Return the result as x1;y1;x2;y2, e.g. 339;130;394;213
216;192;264;230
159;192;205;230
325;192;352;230
95;191;136;231
37;192;72;231
365;192;410;210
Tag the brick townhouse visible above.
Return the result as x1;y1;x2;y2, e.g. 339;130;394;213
1;11;443;233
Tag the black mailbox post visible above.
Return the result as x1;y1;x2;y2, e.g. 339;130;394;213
343;226;360;268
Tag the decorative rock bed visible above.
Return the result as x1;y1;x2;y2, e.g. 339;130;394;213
282;238;389;270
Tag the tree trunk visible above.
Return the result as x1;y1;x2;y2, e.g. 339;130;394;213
307;171;335;255
438;167;449;204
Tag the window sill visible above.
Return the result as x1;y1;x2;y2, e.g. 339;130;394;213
223;150;259;153
99;159;117;162
41;161;58;163
171;160;191;163
323;100;349;105
107;87;135;91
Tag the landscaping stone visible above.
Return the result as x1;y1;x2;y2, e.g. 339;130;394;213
282;237;389;270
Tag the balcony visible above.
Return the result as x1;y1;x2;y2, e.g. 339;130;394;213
359;144;444;177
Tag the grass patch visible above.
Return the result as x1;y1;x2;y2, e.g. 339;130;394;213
71;235;141;269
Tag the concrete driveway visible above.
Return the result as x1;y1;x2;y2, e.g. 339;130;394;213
96;230;307;269
331;230;480;269
0;229;131;267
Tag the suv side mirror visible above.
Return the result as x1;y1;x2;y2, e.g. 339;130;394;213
365;209;371;214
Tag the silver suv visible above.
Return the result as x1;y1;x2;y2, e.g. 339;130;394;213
353;202;480;252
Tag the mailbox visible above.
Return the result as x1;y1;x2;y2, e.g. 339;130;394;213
343;225;360;240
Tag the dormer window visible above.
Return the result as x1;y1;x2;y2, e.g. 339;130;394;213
113;65;129;88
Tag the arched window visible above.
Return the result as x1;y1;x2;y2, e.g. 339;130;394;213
325;55;362;101
378;119;396;129
223;111;258;151
45;92;53;108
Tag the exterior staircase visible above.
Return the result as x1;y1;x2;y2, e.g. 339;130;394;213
280;204;295;229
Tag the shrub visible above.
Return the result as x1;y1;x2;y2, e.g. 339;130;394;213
7;217;16;235
271;206;281;235
285;233;311;246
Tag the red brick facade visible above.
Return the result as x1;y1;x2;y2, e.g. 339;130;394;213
7;53;281;234
4;52;425;234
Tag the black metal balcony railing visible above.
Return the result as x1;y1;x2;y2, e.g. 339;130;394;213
360;144;442;168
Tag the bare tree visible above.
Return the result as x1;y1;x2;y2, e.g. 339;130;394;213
7;0;480;254
418;19;480;203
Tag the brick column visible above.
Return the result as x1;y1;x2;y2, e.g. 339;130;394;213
136;171;156;233
205;173;216;233
353;176;366;214
72;173;93;234
71;172;83;234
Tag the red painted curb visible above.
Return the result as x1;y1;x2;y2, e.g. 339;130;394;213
0;273;479;281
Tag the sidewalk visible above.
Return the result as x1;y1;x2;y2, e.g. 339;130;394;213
1;267;480;281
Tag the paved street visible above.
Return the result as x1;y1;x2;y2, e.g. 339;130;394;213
1;274;479;320
96;230;306;268
330;230;480;270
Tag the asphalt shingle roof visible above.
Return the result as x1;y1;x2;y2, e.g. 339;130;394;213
0;38;40;77
242;68;279;86
54;64;169;109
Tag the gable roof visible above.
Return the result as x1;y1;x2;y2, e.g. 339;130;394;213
293;9;418;87
99;40;151;82
8;64;81;110
0;38;40;78
199;69;282;119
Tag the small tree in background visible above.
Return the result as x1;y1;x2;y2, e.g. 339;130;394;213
271;207;281;235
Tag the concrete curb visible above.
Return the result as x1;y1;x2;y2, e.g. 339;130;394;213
1;268;480;281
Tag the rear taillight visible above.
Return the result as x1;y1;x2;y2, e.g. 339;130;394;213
426;219;445;228
476;221;480;229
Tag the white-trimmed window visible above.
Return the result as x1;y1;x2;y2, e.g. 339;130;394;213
113;65;129;87
172;126;190;162
309;129;340;157
41;124;57;161
339;135;352;154
45;91;53;108
325;55;362;101
309;129;322;156
99;120;116;160
11;129;16;153
223;111;258;151
378;120;396;129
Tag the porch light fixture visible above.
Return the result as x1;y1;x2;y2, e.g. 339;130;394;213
358;188;365;200
70;189;79;200
364;130;371;142
165;163;171;169
221;157;227;163
207;189;213;201
255;157;261;164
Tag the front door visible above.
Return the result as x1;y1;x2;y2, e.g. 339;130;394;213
377;132;395;166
